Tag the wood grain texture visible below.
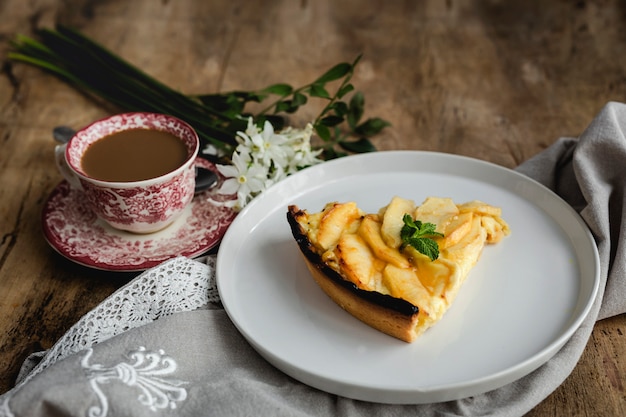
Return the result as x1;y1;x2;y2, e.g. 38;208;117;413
1;0;625;415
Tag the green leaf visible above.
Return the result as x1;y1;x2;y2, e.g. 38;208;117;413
399;214;444;261
308;83;331;99
319;115;344;127
321;147;348;160
410;238;440;262
274;93;307;114
314;124;331;141
292;92;308;106
261;83;293;96
338;137;377;153
286;103;302;113
337;83;355;99
314;62;352;84
329;101;349;117
355;117;391;136
347;91;365;128
275;100;292;113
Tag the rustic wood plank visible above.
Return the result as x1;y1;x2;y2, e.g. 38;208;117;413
0;0;625;415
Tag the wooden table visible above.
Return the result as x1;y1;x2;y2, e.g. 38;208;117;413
1;0;624;415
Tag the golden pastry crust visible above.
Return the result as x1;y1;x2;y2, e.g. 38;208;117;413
288;206;421;341
287;197;509;343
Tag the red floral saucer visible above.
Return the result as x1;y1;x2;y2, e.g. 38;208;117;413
42;159;237;271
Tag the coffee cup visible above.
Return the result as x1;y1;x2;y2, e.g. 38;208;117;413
55;112;200;234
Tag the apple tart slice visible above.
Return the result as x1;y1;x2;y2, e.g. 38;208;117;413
286;196;510;343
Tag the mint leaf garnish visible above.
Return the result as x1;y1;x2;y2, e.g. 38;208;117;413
399;214;444;261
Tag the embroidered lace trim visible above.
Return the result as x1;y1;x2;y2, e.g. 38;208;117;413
14;256;218;388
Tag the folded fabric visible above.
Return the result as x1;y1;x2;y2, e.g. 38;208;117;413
2;101;625;417
516;101;626;320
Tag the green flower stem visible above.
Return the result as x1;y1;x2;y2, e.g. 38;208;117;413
8;26;388;159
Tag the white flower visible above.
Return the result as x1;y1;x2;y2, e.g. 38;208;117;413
212;118;324;210
283;123;323;173
238;119;290;169
201;142;227;158
216;148;267;209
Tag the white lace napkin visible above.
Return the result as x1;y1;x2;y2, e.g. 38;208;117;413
12;256;220;390
2;101;626;417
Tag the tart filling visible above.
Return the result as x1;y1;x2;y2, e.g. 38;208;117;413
287;196;510;342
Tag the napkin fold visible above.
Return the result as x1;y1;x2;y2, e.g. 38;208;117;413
516;102;626;320
2;101;626;417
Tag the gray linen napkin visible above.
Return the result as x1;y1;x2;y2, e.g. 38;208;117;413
2;101;625;417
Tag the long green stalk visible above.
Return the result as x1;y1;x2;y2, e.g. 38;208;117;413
9;26;239;148
8;25;389;159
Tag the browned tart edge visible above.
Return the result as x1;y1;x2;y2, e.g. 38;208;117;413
286;205;420;342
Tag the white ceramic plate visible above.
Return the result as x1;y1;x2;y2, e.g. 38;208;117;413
216;151;600;404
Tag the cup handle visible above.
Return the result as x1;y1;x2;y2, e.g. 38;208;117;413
193;157;219;193
54;144;83;190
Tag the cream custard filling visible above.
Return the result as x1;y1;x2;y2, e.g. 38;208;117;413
291;196;510;341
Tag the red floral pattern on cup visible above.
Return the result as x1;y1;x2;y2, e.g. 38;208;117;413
79;165;196;231
60;112;200;234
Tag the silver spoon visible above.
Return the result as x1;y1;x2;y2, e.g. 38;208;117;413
53;126;218;193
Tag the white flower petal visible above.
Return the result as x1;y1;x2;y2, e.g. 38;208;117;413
216;164;238;178
217;178;240;195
